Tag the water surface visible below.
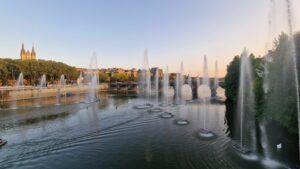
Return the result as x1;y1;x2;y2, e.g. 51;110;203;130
0;95;291;169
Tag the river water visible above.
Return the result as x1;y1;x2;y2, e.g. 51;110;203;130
0;94;293;169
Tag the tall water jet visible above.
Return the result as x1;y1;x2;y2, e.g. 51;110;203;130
35;74;46;107
203;56;209;128
180;61;184;94
160;66;173;118
259;123;271;159
263;51;272;94
85;52;99;103
174;61;184;104
144;49;151;100
196;75;200;98
148;68;163;113
40;74;46;87
212;60;220;98
197;56;215;139
286;0;300;161
175;73;181;104
163;66;169;102
239;52;247;147
88;74;99;102
260;50;275;162
261;1;300;165
196;75;200;89
231;49;255;154
182;75;192;101
155;68;159;99
198;56;210;101
12;73;24;109
16;73;24;87
175;62;190;125
139;49;151;98
258;0;279;163
135;49;153;109
202;56;209;89
263;0;277;94
56;75;65;105
77;73;83;103
188;74;192;87
214;61;219;90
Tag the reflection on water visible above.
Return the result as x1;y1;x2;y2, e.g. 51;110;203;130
0;94;293;169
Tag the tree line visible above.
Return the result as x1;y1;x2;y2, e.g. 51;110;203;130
0;58;140;86
0;59;79;86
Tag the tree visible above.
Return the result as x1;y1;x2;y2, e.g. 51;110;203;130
99;72;110;82
263;33;298;133
224;56;240;136
111;73;129;82
0;60;9;85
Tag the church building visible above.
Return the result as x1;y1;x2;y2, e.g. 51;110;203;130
20;43;36;61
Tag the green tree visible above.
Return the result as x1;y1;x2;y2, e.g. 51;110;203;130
224;56;240;136
0;60;9;85
263;33;298;133
99;72;110;82
111;73;129;82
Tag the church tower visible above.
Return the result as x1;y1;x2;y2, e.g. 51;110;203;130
26;50;31;60
20;43;26;60
31;46;36;60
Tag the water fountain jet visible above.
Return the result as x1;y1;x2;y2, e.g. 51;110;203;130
134;49;153;109
11;73;24;109
197;56;216;139
35;74;46;107
56;74;65;105
77;73;83;103
286;0;300;162
175;62;189;126
231;49;254;154
84;52;100;104
159;66;174;119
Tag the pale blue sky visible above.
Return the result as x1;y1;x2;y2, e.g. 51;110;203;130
0;0;299;76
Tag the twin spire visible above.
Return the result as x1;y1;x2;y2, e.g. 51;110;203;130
20;43;37;61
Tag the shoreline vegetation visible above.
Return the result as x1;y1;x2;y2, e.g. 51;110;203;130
224;32;300;161
0;59;141;87
0;59;79;86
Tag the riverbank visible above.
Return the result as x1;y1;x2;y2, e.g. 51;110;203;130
1;84;109;102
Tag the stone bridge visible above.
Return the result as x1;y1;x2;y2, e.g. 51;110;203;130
168;79;224;99
109;79;224;98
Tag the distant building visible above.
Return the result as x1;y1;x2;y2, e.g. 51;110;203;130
100;68;139;79
169;73;177;82
124;69;132;77
131;68;138;78
150;67;163;79
76;68;99;74
20;43;36;61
